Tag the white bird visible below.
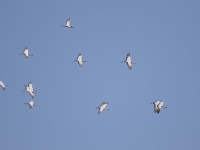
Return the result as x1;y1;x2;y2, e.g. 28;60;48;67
123;52;134;69
97;102;109;114
19;47;33;58
74;53;86;67
0;80;7;90
24;100;37;109
64;18;74;28
24;82;36;98
151;100;167;113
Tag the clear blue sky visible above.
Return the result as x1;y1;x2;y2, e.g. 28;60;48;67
0;0;200;150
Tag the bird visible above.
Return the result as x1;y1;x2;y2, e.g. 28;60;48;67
24;82;36;98
0;80;7;90
151;100;167;113
24;99;37;109
63;18;74;28
97;102;109;114
74;53;86;67
122;52;135;69
19;47;33;58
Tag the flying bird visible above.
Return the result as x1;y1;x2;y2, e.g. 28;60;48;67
74;53;86;67
24;82;36;98
0;80;7;90
151;100;167;113
97;102;109;114
24;99;37;109
19;47;33;58
63;18;74;28
122;52;135;69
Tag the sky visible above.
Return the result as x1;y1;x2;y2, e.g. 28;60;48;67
0;0;200;150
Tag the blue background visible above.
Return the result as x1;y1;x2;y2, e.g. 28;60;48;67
0;0;200;150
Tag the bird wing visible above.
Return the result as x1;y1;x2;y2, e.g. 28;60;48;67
127;61;132;69
78;55;82;60
66;18;71;27
100;102;106;106
126;53;131;60
23;47;28;52
28;91;35;98
0;81;3;87
77;55;83;65
77;53;82;57
158;101;164;109
23;47;29;54
100;103;107;111
28;83;33;90
23;49;29;58
0;81;6;89
29;100;34;108
154;101;160;112
126;55;132;63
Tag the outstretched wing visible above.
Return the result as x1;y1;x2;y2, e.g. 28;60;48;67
154;101;160;113
29;100;34;109
23;47;29;57
28;82;33;90
126;54;132;62
77;54;83;66
65;18;71;27
158;101;164;109
0;81;6;90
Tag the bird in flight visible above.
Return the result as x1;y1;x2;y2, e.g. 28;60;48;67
24;99;37;109
24;82;36;98
74;53;86;67
62;18;74;28
122;52;135;69
97;102;109;114
0;80;7;90
151;100;167;113
19;47;33;58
